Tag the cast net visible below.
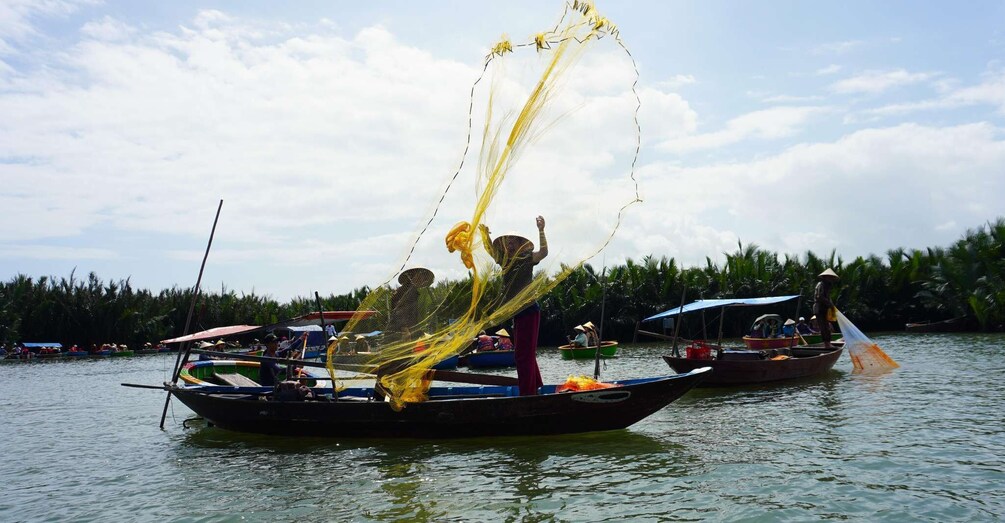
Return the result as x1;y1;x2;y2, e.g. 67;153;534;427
326;0;643;409
835;309;900;373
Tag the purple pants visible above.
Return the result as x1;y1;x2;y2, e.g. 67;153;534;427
513;306;543;395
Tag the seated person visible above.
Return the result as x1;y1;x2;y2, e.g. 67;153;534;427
808;315;821;334
795;317;812;335
475;330;495;352
495;329;514;351
569;325;588;347
782;318;796;337
355;335;371;353
583;321;600;346
750;321;764;337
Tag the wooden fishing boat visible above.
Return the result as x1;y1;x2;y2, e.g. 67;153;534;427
663;346;842;386
166;367;710;438
557;341;619;360
461;350;516;368
65;350;89;358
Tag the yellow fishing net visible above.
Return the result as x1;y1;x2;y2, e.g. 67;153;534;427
835;309;900;373
327;0;642;409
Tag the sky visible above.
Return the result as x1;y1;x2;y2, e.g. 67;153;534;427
2;0;1004;301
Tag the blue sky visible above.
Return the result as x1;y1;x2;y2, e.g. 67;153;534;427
2;0;1004;300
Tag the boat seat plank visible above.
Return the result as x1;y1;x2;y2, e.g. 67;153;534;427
213;372;261;387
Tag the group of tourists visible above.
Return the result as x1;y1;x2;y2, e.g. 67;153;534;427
1;341;169;359
568;322;600;348
327;334;371;354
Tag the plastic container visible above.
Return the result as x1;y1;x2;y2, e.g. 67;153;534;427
686;340;713;360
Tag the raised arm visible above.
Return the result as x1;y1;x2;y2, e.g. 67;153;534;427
532;215;548;264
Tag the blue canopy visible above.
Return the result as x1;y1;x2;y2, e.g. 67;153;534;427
22;342;62;348
643;295;799;322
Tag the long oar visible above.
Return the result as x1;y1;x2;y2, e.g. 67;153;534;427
159;199;223;429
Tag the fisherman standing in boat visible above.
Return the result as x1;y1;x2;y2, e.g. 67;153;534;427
387;267;435;341
814;268;840;349
481;216;548;396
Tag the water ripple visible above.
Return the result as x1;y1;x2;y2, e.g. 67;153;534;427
2;335;1004;521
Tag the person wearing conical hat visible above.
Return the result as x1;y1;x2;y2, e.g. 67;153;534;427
569;325;588;348
495;329;514;351
481;216;548;395
582;321;600;347
355;334;371;353
387;267;435;341
814;268;840;349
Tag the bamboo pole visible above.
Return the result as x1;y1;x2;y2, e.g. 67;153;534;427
159;199;223;430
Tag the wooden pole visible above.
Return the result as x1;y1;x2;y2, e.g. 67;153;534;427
671;284;686;357
789;295;803;348
715;306;726;350
159;199;223;430
593;264;608;380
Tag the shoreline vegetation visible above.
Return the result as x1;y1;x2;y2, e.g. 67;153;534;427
2;218;1002;348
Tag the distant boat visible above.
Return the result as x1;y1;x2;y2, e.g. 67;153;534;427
557;341;619;360
664;344;843;386
905;317;966;333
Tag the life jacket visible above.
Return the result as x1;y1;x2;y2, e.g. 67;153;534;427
476;335;495;351
497;337;514;351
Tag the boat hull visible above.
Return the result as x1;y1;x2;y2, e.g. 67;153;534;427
462;350;516;368
169;369;709;438
557;341;619;360
742;336;800;349
663;348;842;386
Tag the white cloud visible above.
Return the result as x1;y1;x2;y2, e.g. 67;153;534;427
657;74;696;89
658;106;829;153
815;64;842;75
636;122;1005;264
0;10;680;297
812;40;864;55
859;69;1005;117
80;16;136;42
830;69;936;94
0;0;98;52
761;94;825;104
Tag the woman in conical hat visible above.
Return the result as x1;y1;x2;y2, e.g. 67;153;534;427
481;216;548;395
495;328;514;351
813;268;839;349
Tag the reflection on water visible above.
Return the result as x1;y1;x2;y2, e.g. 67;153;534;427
2;335;1005;521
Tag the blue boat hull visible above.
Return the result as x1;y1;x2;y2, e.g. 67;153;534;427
462;350;516;368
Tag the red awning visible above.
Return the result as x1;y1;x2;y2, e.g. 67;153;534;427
161;325;261;344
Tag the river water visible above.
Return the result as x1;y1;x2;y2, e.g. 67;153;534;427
1;333;1003;522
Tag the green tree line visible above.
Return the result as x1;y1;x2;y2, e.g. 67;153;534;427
2;218;1002;347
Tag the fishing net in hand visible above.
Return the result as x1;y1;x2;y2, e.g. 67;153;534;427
835;309;899;373
327;0;643;409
